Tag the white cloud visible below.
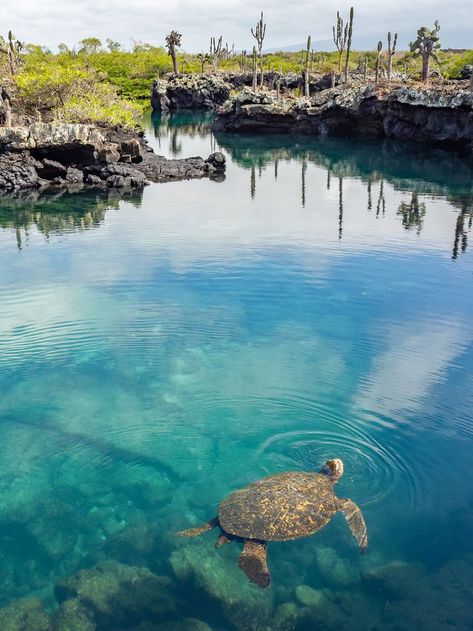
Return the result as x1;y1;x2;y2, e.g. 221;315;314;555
0;0;470;51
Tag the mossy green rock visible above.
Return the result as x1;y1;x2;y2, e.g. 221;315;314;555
295;585;329;608
0;598;52;631
53;599;95;631
54;561;178;627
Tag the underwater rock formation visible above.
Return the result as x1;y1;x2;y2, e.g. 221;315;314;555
0;598;52;631
55;561;179;628
214;84;473;154
0;123;226;191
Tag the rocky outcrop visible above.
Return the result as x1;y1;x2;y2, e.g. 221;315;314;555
214;84;473;153
221;71;340;93
0;123;226;191
151;75;230;111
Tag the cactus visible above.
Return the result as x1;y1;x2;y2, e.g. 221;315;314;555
333;11;348;73
343;7;354;83
252;46;258;92
165;30;182;75
0;30;23;76
304;36;311;97
209;36;223;71
197;52;211;74
387;32;398;82
375;41;382;83
409;20;441;82
239;50;247;72
251;11;267;88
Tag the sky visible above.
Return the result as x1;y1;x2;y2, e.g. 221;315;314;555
0;0;471;52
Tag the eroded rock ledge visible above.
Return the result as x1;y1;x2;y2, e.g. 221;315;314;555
0;123;226;191
213;84;473;153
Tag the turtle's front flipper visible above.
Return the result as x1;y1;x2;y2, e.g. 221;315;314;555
176;517;219;537
338;498;368;554
238;540;271;589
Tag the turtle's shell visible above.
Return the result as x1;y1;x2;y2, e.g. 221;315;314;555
218;471;338;542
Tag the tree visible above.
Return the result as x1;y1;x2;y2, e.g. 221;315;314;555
78;37;102;54
409;20;441;82
165;31;182;75
106;38;121;52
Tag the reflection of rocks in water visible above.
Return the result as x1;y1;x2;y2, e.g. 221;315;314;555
216;132;473;203
0;187;144;247
148;111;215;156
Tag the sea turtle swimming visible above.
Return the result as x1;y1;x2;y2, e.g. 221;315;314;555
177;459;367;589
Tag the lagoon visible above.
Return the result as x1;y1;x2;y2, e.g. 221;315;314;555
0;111;472;629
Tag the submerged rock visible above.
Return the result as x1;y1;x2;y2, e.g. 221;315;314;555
0;597;52;631
55;560;178;628
170;540;273;626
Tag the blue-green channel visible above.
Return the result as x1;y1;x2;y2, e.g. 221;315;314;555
0;111;472;630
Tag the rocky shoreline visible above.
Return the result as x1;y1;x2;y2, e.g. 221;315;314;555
0;123;226;192
213;84;473;154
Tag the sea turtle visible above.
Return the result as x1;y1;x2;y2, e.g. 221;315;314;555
177;459;367;589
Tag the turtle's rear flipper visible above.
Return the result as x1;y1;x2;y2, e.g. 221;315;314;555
176;517;219;537
238;540;271;589
338;498;368;554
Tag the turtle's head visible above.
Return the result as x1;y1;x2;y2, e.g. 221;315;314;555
320;459;344;483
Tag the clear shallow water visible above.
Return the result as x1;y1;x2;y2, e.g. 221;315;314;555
0;112;473;629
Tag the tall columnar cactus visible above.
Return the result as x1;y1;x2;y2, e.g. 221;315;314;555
375;41;383;83
0;30;23;76
252;46;258;92
387;32;398;82
333;10;348;73
343;7;354;83
209;36;223;71
251;11;266;88
409;20;441;82
304;36;311;97
197;52;211;75
165;30;182;75
239;50;247;72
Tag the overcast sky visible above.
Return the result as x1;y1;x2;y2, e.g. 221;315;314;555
0;0;470;52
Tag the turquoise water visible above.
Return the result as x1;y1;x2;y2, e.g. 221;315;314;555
0;111;473;629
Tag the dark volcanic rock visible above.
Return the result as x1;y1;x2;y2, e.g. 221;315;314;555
151;74;230;111
460;65;473;80
214;84;473;153
136;151;226;183
151;78;171;112
0;122;225;191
